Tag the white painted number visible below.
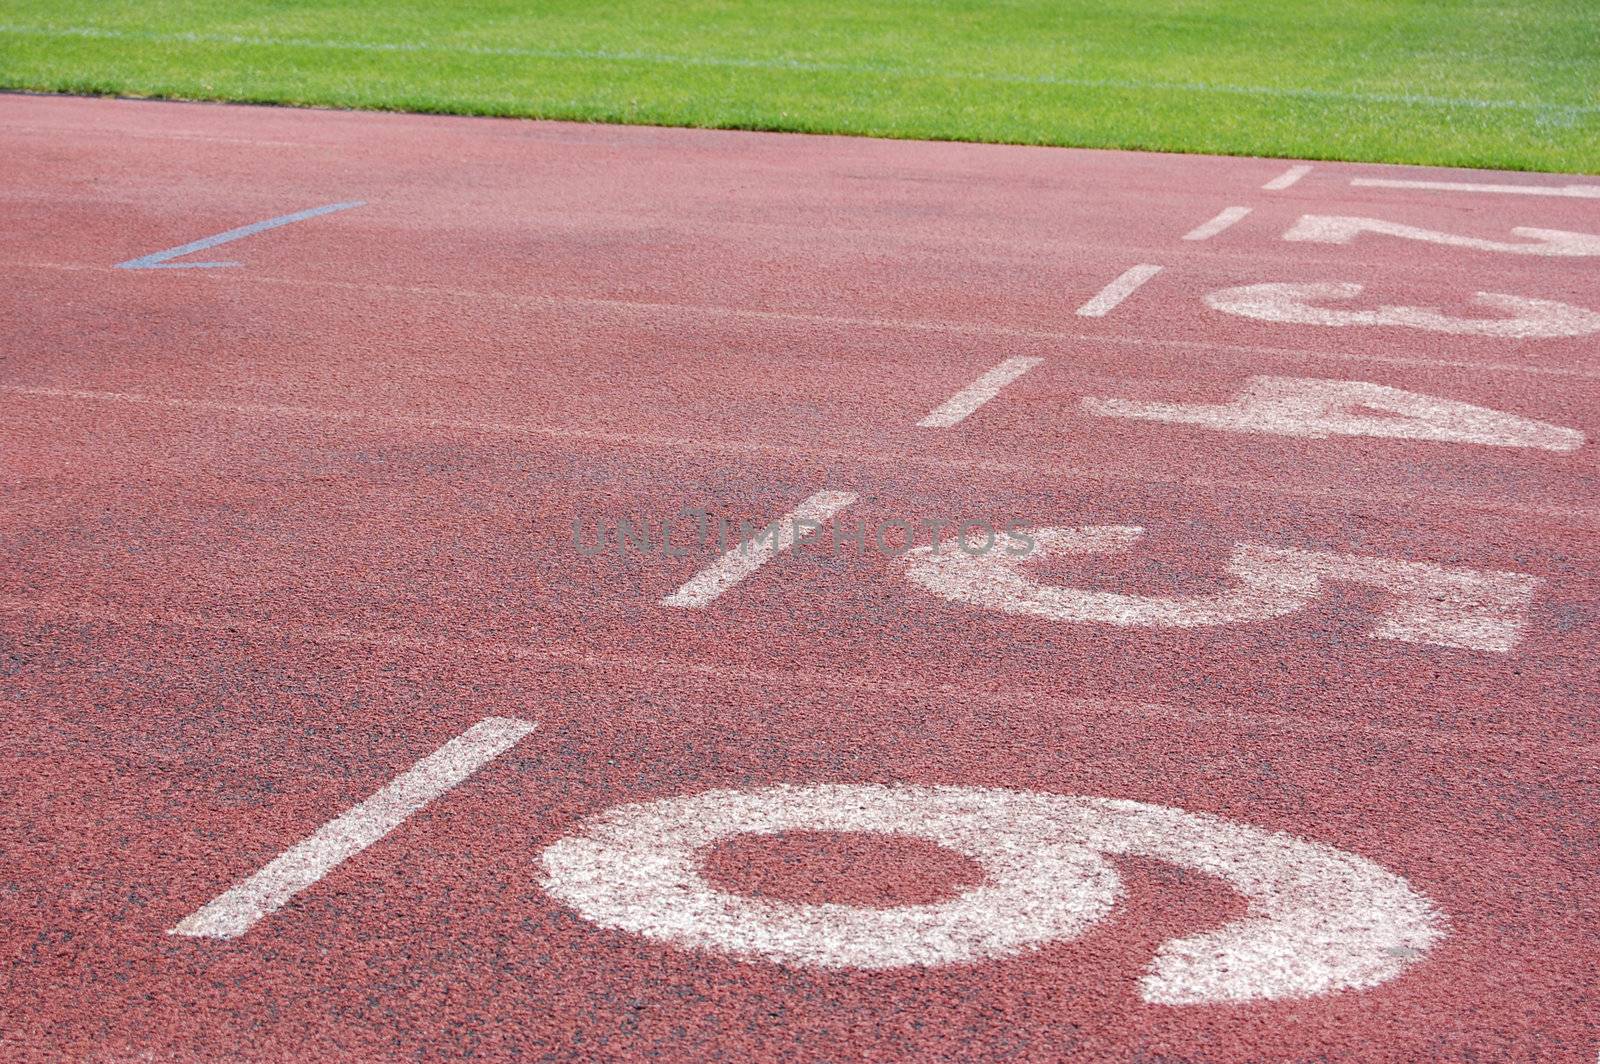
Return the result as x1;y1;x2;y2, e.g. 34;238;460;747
540;784;1445;1005
1284;215;1600;256
909;525;1303;629
1349;178;1600;199
1206;282;1600;338
902;526;1537;652
1082;376;1584;452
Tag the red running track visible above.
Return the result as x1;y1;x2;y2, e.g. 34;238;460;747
2;95;1598;1062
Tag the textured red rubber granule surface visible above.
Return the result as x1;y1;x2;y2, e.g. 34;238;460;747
1;95;1596;1062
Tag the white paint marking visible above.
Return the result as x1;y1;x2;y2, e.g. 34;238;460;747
1083;376;1585;452
1182;206;1253;242
660;490;858;608
902;525;1538;652
1284;215;1600;256
908;525;1307;629
916;356;1044;427
1075;265;1164;318
1351;178;1600;199
1262;165;1313;190
540;783;1444;1003
1205;281;1600;338
116;201;365;270
1234;545;1539;652
170;716;536;939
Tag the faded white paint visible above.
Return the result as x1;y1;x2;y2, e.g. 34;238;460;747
917;357;1044;428
540;783;1445;1004
902;525;1538;652
1233;545;1538;652
660;490;858;608
170;717;537;939
1350;178;1600;199
1204;282;1600;338
1262;165;1313;191
1182;206;1253;241
1076;264;1164;318
904;525;1309;628
1284;215;1600;256
1082;376;1584;452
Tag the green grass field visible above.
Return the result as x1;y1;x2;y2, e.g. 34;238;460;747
1;1;1595;172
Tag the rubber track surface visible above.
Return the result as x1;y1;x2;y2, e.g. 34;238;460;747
1;96;1597;1062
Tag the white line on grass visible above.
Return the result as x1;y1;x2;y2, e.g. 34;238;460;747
1076;265;1163;318
917;356;1043;427
1350;178;1600;198
0;25;1591;115
1263;165;1312;190
1183;207;1253;242
169;716;536;939
661;490;857;609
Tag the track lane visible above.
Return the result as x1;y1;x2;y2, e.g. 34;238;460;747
3;630;1597;1060
3;94;1597;1062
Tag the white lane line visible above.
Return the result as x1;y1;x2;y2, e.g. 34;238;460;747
1182;206;1253;242
1076;265;1163;318
169;716;536;939
116;200;366;270
661;490;857;609
917;356;1044;427
1263;165;1313;190
1351;178;1600;199
5;124;311;148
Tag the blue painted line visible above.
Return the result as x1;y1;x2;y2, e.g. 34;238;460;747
115;200;366;270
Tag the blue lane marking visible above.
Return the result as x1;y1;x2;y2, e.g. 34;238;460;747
115;200;367;270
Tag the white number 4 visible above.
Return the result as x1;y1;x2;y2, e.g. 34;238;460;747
1083;376;1583;452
